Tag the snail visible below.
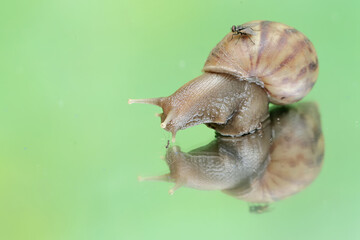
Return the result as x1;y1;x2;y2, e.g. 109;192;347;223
139;102;324;205
129;20;319;141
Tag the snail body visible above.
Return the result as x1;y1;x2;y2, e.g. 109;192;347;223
129;20;318;140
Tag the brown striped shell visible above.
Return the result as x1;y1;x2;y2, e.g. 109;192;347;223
204;20;319;105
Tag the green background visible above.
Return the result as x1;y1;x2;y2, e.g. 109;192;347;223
0;0;359;239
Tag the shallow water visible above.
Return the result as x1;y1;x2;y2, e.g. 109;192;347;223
0;0;359;240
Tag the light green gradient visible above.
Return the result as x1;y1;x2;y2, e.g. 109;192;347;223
0;0;359;239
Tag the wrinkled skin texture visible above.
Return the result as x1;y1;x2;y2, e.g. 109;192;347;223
157;73;269;137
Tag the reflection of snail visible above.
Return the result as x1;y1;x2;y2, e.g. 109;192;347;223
129;21;319;141
139;103;324;207
141;119;272;194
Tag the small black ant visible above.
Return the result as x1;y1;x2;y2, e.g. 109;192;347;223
231;24;256;44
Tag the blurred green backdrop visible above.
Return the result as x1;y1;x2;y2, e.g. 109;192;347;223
0;0;359;239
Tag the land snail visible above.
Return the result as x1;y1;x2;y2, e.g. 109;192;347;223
129;20;319;141
139;103;324;208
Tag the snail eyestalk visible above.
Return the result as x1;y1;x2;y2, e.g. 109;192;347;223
160;110;175;129
128;98;163;106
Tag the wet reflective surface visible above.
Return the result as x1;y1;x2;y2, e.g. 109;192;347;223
140;103;324;210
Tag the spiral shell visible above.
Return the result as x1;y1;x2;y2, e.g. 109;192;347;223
203;20;319;105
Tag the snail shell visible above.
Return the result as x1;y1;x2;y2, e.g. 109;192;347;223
204;20;319;105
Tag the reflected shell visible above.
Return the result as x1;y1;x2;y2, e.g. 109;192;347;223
224;103;324;202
